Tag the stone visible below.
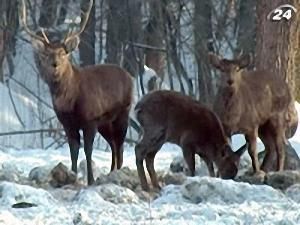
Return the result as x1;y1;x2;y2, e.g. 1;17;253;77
169;155;209;177
285;184;300;203
94;183;140;204
28;166;51;185
49;162;77;187
95;167;140;191
78;159;98;183
258;142;300;171
265;170;300;190
159;172;187;186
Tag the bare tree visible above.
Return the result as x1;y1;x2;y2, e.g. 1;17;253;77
256;0;299;92
39;0;59;27
164;0;193;96
144;0;166;81
79;0;96;65
236;0;256;61
0;0;18;82
105;0;143;77
256;0;300;167
193;0;213;105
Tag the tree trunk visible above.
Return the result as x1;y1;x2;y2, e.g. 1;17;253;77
39;0;59;28
145;0;165;81
256;0;298;86
236;0;256;64
256;0;300;168
194;0;213;105
105;0;143;77
164;1;193;96
57;0;70;26
78;0;96;66
0;0;19;82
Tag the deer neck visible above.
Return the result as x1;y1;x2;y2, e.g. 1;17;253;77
49;63;80;112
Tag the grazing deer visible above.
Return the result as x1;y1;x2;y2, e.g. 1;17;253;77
21;0;133;185
209;53;293;175
134;90;247;191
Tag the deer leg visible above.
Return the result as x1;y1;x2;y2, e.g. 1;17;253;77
146;150;161;191
112;111;129;170
83;126;97;185
200;155;215;177
182;144;196;177
259;126;276;172
135;142;149;191
98;123;117;172
65;128;80;174
260;141;276;172
275;131;285;171
245;130;261;174
135;128;165;192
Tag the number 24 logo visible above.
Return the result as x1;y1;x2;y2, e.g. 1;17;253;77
267;4;297;21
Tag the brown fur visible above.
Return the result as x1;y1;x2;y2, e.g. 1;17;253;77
33;41;133;185
134;90;247;191
209;53;293;174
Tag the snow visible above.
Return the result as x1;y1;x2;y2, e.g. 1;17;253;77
1;81;300;224
1;134;300;224
2;27;300;225
1;72;300;225
1;174;300;224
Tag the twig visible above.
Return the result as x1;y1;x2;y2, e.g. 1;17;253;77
126;41;166;52
9;76;53;110
0;129;64;137
6;80;26;128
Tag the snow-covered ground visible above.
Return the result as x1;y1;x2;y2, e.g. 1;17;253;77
1;72;300;224
1;126;300;224
0;82;300;224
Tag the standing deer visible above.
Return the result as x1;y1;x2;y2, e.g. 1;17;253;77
209;53;292;175
21;0;133;185
135;90;247;191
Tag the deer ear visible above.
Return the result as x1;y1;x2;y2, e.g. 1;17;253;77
238;54;252;69
32;39;45;51
64;36;80;53
208;53;223;70
235;142;248;157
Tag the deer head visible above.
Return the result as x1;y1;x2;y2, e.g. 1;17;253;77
209;52;252;90
20;0;93;79
217;143;248;179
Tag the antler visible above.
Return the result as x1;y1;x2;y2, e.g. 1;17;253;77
64;0;93;43
20;0;49;43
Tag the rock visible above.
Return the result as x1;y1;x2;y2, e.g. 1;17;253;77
236;170;300;190
94;183;140;204
258;142;300;171
78;159;98;182
170;156;187;173
235;171;266;185
49;162;77;187
237;153;252;174
48;188;78;202
159;172;187;186
0;170;20;183
181;180;205;204
0;163;22;183
12;202;38;208
265;170;300;190
169;155;209;177
285;184;300;203
96;167;140;191
28;166;51;185
181;176;285;205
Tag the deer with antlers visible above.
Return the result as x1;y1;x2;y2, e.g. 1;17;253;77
21;0;133;185
209;52;294;176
